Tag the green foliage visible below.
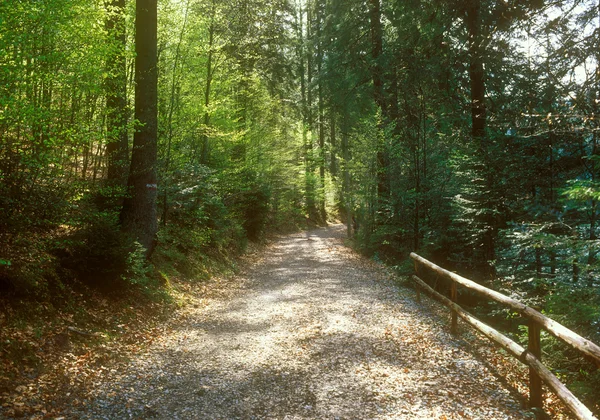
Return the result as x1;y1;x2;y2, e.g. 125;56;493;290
122;241;154;287
1;0;600;411
563;180;600;202
227;168;272;241
546;284;600;330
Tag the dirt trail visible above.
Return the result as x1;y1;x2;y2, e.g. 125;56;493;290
64;225;526;419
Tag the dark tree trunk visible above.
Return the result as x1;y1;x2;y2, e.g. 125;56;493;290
121;0;158;257
465;0;495;279
104;0;129;193
466;1;486;146
316;0;326;223
341;112;352;238
369;0;385;113
368;0;388;201
330;108;337;179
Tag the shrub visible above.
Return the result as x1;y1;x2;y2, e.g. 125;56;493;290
57;210;132;289
0;232;60;297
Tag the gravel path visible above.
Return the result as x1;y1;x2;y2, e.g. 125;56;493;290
64;225;526;419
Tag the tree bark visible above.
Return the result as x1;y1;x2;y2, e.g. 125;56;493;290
121;0;158;257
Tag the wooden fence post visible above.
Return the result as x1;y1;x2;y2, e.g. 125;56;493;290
529;317;543;410
414;260;421;303
450;282;458;334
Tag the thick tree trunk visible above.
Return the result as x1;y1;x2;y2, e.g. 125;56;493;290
104;0;129;193
121;0;158;257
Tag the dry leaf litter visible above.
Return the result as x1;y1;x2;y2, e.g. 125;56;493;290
54;225;529;419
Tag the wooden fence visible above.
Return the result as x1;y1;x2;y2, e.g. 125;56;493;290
410;252;600;420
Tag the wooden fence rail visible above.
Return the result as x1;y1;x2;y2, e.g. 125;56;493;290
410;252;600;420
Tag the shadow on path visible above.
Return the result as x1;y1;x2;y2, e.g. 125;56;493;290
65;225;526;420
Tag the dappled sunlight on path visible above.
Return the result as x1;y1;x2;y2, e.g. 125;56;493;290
65;225;526;419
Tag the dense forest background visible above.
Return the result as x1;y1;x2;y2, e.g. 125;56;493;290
1;0;600;413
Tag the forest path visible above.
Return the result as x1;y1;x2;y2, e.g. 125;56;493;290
66;225;526;419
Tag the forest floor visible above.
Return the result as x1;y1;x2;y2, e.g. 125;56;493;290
3;225;568;419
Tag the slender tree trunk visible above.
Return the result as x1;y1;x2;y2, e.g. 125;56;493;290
465;0;495;279
162;0;190;226
586;13;600;287
306;4;313;131
121;0;158;257
414;163;420;251
304;2;317;221
368;0;388;201
201;1;215;165
330;108;337;179
341;112;352;238
316;0;326;223
297;4;312;221
105;0;129;195
466;1;485;148
413;126;420;251
369;0;385;113
587;199;597;287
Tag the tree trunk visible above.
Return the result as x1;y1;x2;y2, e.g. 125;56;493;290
465;0;495;279
104;0;129;195
330;108;337;179
341;113;352;238
162;0;190;226
304;2;317;221
316;0;326;223
368;0;388;201
200;1;215;165
121;0;158;257
369;0;385;113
